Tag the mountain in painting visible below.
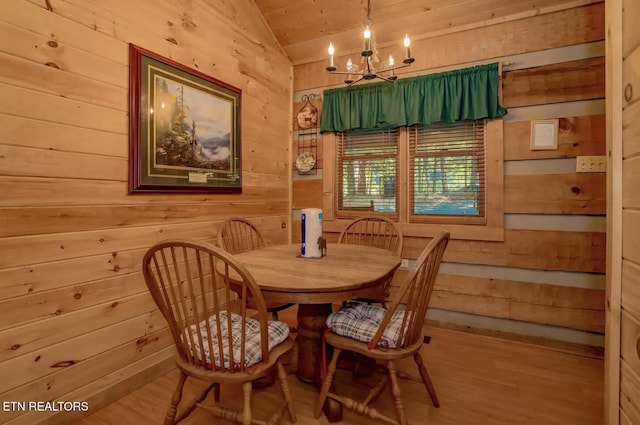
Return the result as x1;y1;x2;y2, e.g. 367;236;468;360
199;133;231;162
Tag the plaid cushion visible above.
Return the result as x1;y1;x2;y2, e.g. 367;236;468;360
326;304;408;348
184;311;289;370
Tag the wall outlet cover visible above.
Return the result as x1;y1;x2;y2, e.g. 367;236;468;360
576;156;606;173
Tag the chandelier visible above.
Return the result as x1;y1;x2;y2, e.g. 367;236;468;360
326;0;415;86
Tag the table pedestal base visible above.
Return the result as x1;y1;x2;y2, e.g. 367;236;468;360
296;303;342;422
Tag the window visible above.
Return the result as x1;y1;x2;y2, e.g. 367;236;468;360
321;63;505;241
409;120;486;225
326;119;503;242
337;128;399;218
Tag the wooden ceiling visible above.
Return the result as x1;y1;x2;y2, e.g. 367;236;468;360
254;0;600;66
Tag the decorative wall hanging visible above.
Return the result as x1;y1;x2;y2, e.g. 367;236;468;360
294;94;319;175
530;119;559;150
128;44;242;193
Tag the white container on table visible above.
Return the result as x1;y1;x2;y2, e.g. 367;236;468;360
301;208;323;258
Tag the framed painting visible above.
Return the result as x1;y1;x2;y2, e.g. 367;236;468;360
128;44;242;193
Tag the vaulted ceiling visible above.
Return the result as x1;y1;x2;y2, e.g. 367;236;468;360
254;0;600;66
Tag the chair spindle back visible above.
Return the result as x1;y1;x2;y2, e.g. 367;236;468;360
369;231;449;349
217;218;267;254
143;240;270;372
338;215;403;256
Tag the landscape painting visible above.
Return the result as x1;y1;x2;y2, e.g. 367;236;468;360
128;44;242;193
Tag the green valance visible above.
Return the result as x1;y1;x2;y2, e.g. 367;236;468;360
320;62;507;132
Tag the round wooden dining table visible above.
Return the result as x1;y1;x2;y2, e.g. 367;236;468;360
228;242;401;421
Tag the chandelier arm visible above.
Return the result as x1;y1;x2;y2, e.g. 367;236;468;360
328;60;412;77
376;63;412;73
374;74;397;83
328;70;365;75
328;62;411;75
347;76;365;86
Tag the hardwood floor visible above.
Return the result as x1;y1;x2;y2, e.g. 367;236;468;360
77;321;604;425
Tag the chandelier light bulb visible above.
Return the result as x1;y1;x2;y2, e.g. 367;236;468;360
388;55;394;66
328;42;334;67
364;26;371;52
327;42;336;70
403;34;412;61
346;58;353;71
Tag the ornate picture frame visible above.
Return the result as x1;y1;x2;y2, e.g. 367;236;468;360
128;44;242;193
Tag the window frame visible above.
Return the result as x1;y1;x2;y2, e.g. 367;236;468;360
322;118;504;242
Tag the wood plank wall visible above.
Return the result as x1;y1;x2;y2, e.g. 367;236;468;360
618;0;640;420
292;3;607;346
0;0;292;423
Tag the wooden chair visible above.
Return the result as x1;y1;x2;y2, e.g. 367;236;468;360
142;240;297;425
217;218;295;320
338;215;404;303
314;231;450;425
338;215;403;256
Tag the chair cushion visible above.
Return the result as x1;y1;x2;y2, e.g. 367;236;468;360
184;311;289;370
326;303;409;349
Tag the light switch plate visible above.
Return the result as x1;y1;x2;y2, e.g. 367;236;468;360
576;156;606;173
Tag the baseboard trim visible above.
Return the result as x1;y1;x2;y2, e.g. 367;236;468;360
38;353;175;425
425;319;604;359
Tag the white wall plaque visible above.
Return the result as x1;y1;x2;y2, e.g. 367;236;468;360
530;119;559;150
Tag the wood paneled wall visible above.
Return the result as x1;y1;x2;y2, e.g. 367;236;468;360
610;0;640;420
292;3;606;346
0;0;292;423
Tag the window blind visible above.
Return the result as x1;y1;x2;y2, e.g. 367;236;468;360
409;121;486;223
337;128;399;216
